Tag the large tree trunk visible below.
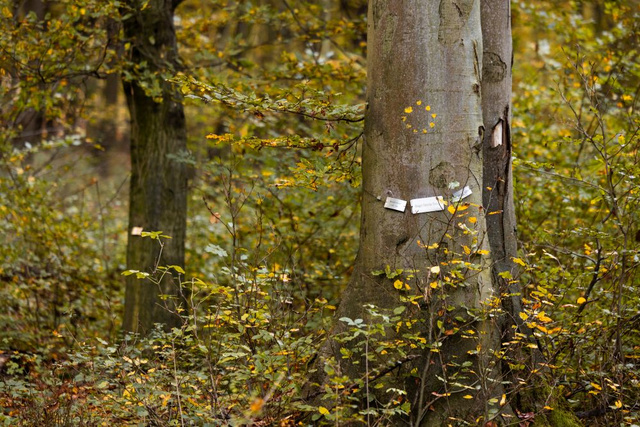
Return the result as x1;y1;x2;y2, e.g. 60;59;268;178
12;0;47;148
307;0;509;425
121;0;188;334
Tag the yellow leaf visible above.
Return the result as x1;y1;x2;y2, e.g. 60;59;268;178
614;400;622;408
543;405;554;411
536;311;552;323
318;406;330;415
512;257;526;267
171;265;185;274
536;325;549;333
447;205;456;214
519;312;529;321
500;394;507;406
477;249;489;255
416;100;422;105
463;245;471;255
123;386;134;399
404;106;413;113
468;217;477;223
463;395;473;399
426;105;431;111
430;281;438;289
250;398;264;413
393;280;403;290
577;297;586;305
591;382;602;391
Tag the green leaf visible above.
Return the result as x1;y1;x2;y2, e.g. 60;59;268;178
393;306;406;315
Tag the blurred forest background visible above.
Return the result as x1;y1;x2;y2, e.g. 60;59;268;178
0;0;639;425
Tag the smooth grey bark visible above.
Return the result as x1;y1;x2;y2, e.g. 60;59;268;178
480;4;582;426
121;0;188;334
307;0;508;425
479;0;522;336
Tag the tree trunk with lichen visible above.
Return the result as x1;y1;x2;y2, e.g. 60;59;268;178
121;0;188;335
306;0;511;425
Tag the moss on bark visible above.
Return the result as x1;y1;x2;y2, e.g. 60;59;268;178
516;385;583;427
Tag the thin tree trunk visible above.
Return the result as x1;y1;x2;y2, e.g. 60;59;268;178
480;0;522;341
480;3;582;425
121;0;188;334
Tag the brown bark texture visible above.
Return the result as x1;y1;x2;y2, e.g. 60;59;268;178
121;0;188;334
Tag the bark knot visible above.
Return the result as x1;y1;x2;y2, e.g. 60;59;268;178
483;51;507;82
429;161;456;189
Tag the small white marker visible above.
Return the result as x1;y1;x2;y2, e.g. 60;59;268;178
384;197;407;212
451;186;472;202
410;196;445;214
492;121;503;147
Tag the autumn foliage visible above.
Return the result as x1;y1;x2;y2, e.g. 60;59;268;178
0;0;639;425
